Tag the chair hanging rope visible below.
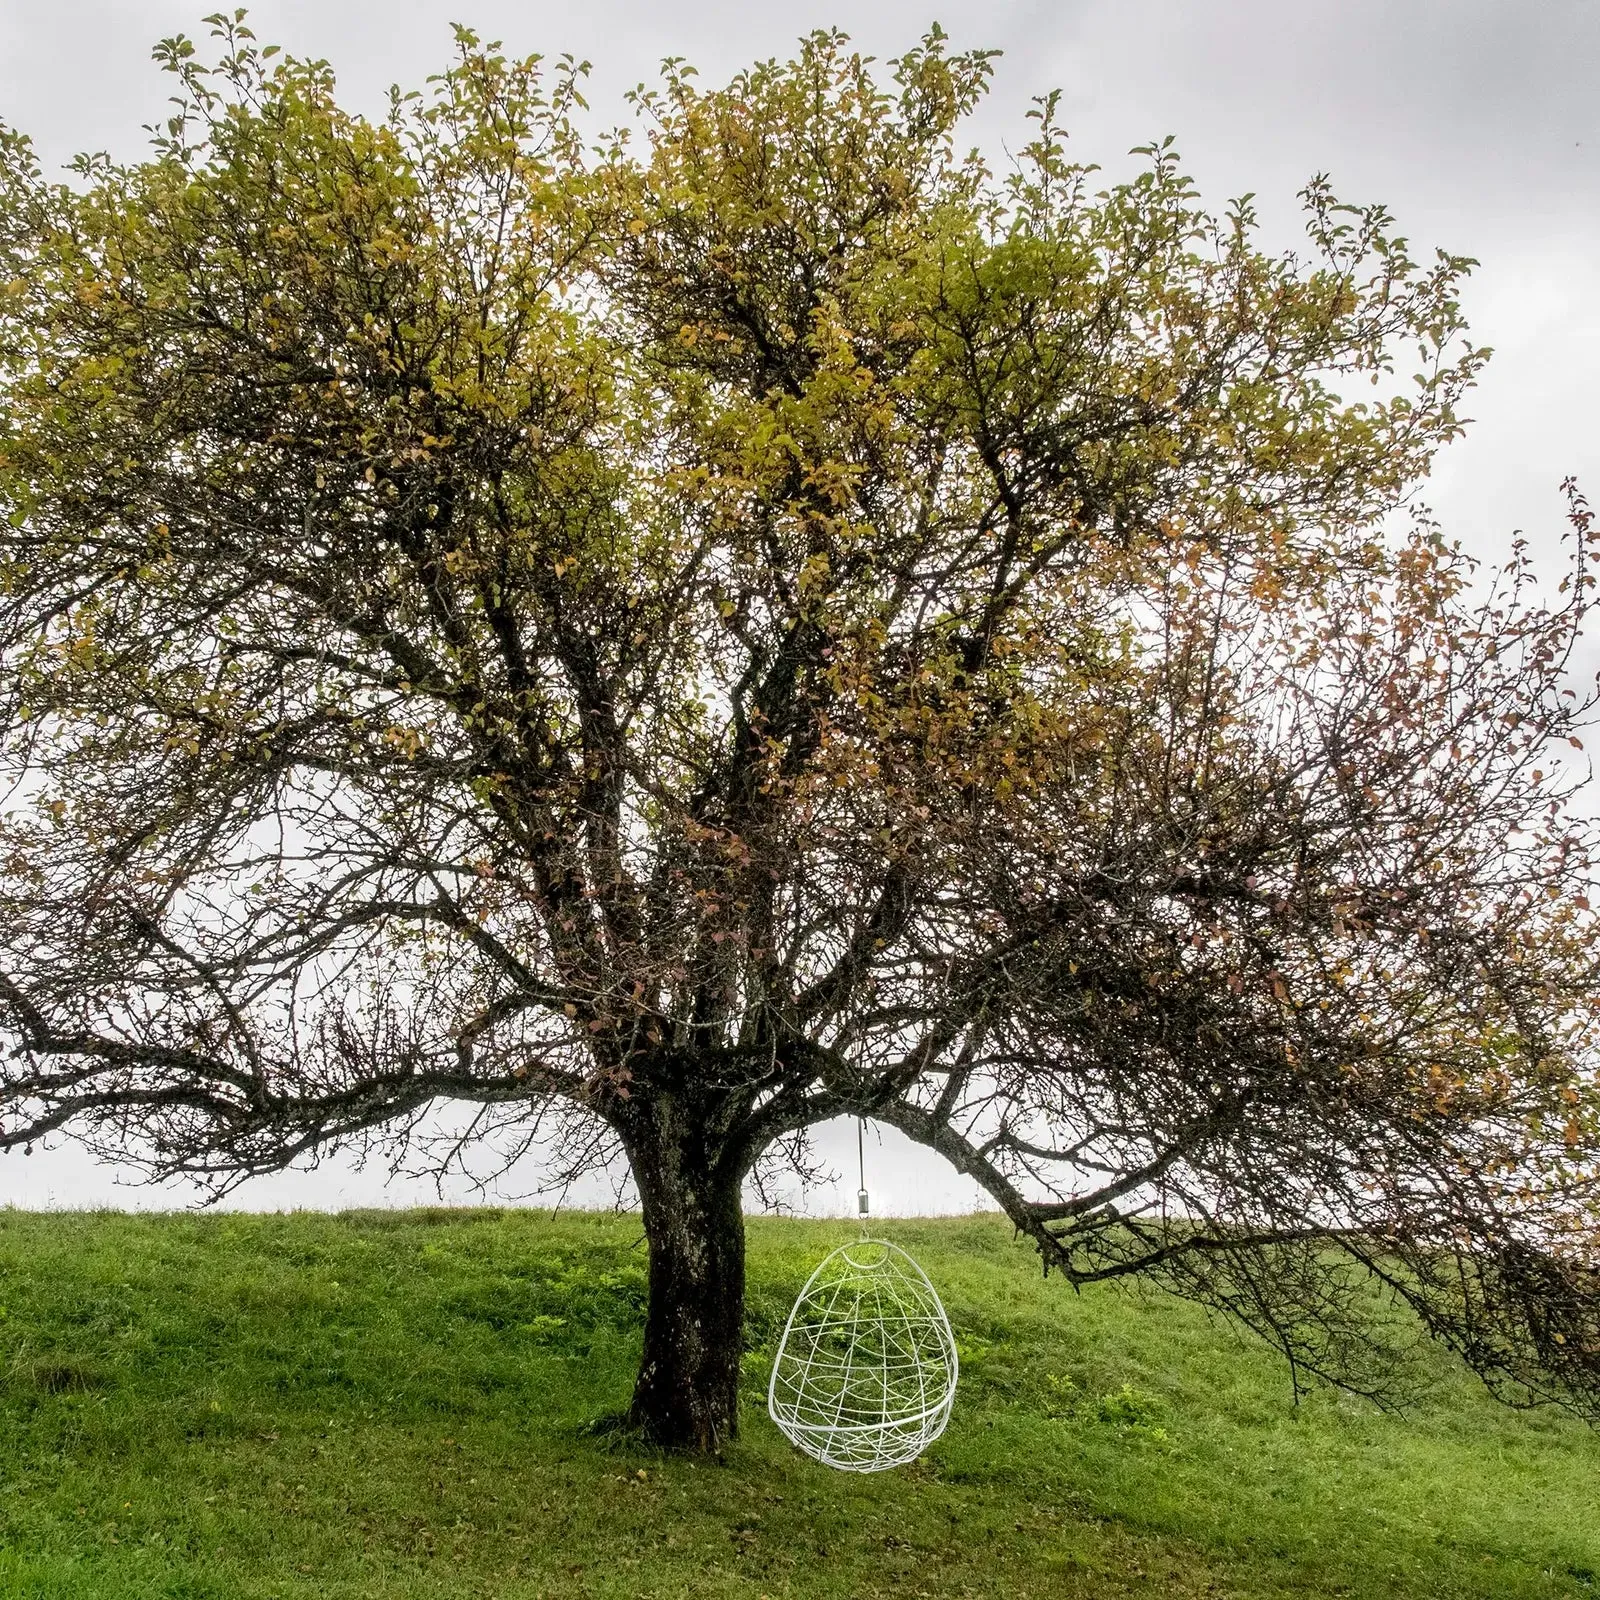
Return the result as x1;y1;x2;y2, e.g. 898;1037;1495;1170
767;1119;959;1472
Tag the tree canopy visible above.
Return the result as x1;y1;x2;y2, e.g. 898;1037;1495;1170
2;13;1599;1450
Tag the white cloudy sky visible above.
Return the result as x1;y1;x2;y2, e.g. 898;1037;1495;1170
0;0;1595;1213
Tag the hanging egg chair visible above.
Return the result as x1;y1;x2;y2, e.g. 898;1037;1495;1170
767;1235;959;1472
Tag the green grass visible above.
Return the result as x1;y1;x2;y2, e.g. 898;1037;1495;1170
0;1209;1594;1597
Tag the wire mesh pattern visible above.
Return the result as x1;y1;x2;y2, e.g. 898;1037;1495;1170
767;1238;959;1472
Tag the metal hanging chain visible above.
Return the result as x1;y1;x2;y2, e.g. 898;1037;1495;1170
856;1115;870;1225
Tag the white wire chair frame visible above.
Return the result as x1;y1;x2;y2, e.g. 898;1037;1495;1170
767;1237;959;1473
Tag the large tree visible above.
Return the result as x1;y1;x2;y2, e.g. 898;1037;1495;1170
3;14;1600;1450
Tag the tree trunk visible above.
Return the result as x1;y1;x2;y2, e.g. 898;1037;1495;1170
623;1094;747;1451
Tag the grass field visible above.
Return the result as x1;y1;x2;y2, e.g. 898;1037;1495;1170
0;1208;1594;1598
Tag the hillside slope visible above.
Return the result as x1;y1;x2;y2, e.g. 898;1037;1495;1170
0;1209;1593;1597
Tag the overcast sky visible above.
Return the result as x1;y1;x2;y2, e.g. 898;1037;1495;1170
0;0;1596;1213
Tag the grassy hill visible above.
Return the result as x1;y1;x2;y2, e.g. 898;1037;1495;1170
0;1208;1594;1598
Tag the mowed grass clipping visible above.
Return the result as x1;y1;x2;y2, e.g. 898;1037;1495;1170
0;1211;1594;1598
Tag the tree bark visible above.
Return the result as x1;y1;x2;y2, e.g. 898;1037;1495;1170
622;1093;747;1451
